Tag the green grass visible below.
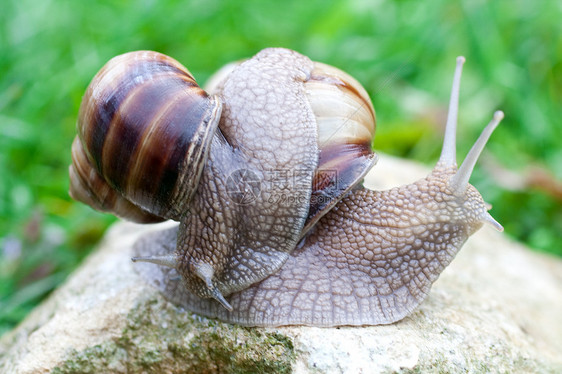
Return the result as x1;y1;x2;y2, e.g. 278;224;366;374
1;0;561;336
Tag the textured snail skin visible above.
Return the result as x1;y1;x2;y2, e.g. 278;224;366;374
175;49;320;300
134;167;490;326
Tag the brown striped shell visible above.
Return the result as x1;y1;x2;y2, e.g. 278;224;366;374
302;61;376;235
69;51;222;222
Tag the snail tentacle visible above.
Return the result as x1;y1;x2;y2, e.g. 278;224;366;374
438;56;465;167
192;262;233;311
131;254;177;269
450;111;504;194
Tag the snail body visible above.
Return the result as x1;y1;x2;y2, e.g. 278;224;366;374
70;48;503;326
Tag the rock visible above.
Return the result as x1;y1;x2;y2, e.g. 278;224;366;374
1;155;561;373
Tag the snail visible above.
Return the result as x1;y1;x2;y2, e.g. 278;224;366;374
69;48;503;326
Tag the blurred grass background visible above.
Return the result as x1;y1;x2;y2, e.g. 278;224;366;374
1;0;560;336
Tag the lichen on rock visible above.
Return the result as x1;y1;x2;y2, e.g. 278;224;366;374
51;296;295;374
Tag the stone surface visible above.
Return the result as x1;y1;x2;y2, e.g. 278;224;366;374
1;155;561;373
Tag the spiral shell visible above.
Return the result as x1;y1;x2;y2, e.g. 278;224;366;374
69;51;222;221
302;61;377;234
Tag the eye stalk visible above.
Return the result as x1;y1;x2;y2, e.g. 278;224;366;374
438;56;466;167
435;55;504;232
450;111;504;194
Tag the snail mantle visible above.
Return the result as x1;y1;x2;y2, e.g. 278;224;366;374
1;155;562;374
